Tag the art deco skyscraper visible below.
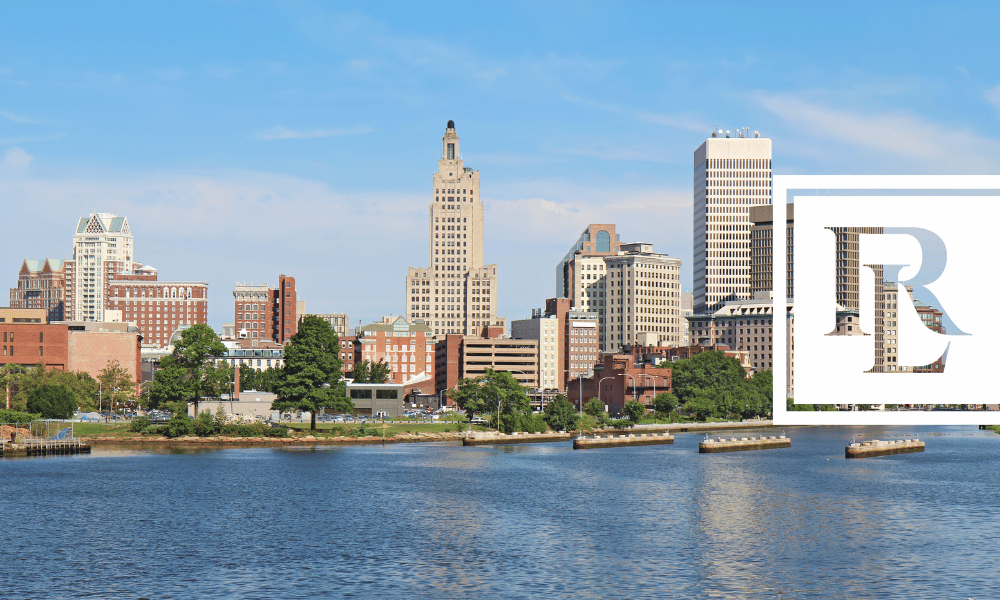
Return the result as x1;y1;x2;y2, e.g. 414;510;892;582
406;121;504;337
693;129;772;314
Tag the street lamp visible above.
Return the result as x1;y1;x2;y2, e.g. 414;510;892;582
619;374;636;417
597;376;616;413
564;369;584;421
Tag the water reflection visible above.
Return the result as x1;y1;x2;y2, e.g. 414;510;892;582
3;426;1000;598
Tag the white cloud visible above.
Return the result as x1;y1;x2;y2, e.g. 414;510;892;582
985;84;1000;110
0;133;66;145
256;125;373;140
0;147;32;174
148;68;187;83
753;92;1000;173
560;94;710;133
0;110;39;124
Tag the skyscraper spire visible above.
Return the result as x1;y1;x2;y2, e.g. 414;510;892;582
406;122;505;337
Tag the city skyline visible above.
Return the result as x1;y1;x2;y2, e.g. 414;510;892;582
3;2;1000;331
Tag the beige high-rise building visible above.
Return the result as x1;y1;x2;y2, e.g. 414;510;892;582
70;213;136;321
693;130;772;314
604;243;682;351
407;121;504;337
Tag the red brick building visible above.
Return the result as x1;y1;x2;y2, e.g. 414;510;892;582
570;353;673;417
9;258;69;323
233;274;298;344
106;276;209;348
351;317;435;396
0;309;142;396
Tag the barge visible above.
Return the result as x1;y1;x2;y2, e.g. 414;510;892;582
698;434;790;453
462;431;573;446
845;438;924;458
572;432;674;449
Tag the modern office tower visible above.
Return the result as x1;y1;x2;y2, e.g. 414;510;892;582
69;212;137;321
233;274;298;344
406;121;504;337
555;224;622;351
10;258;69;322
693;129;772;314
604;243;683;351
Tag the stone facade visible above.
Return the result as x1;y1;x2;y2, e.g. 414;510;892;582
406;121;505;337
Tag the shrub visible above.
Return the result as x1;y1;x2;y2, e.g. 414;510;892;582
142;424;166;435
130;416;152;432
0;409;41;424
166;414;194;438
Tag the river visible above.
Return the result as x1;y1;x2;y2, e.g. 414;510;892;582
2;425;998;599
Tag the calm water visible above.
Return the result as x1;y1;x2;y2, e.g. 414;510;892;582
3;426;1000;599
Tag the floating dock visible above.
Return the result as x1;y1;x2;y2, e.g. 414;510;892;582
845;438;923;458
462;431;573;446
572;432;674;449
698;435;790;453
1;438;92;458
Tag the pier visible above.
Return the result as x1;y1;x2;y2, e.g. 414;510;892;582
572;432;674;449
462;431;573;446
845;439;924;458
699;435;790;453
1;438;92;458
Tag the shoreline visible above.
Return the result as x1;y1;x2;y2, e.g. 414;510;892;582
83;420;783;449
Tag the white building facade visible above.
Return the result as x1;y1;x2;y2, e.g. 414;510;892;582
693;131;772;314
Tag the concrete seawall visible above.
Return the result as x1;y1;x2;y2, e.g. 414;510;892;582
846;439;924;458
699;435;790;453
573;432;674;449
462;431;573;446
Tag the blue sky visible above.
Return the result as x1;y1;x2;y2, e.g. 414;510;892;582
3;1;1000;331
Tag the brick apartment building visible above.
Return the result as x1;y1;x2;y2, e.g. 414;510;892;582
233;274;298;344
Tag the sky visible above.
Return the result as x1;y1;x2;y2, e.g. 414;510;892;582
3;1;1000;332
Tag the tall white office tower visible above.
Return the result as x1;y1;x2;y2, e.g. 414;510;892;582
693;129;772;314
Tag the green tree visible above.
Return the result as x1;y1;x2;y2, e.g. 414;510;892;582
351;358;391;383
450;368;531;434
148;325;226;415
652;392;679;419
583;397;605;418
272;315;352;431
543;394;579;432
1;364;27;411
671;351;748;404
98;359;136;417
13;363;98;412
26;384;76;419
623;400;646;423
